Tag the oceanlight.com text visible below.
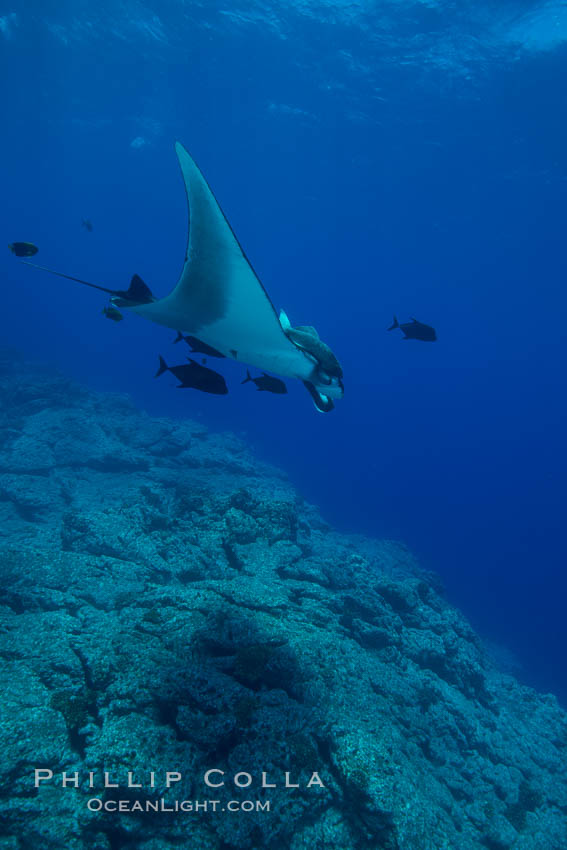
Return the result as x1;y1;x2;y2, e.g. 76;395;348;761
87;798;271;813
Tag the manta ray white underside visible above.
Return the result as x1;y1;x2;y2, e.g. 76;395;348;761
127;143;342;402
23;143;343;409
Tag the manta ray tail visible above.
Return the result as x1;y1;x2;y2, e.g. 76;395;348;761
22;262;154;305
155;356;169;378
124;274;154;304
388;315;399;331
112;274;154;306
21;261;119;296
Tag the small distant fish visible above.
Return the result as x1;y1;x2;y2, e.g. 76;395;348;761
102;306;124;322
173;331;225;358
155;355;228;395
82;219;93;232
241;370;287;394
9;242;38;257
388;316;437;341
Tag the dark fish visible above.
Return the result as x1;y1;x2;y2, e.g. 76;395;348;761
155;356;228;395
173;331;225;358
82;219;93;232
102;306;123;322
9;242;38;257
388;315;437;341
241;370;287;394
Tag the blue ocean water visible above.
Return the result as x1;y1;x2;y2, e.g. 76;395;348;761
1;0;566;708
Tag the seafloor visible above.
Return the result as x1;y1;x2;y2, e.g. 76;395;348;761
0;351;566;850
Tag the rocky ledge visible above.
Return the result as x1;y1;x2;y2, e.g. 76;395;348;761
0;352;566;850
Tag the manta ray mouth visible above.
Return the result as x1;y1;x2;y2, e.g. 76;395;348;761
303;381;335;413
21;143;343;413
127;144;343;409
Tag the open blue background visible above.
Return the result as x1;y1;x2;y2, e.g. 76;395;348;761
1;1;566;700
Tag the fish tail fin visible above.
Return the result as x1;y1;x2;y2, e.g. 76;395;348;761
387;315;399;331
155;356;168;378
241;370;252;385
173;331;183;344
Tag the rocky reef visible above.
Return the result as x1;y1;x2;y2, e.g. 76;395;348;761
0;351;566;850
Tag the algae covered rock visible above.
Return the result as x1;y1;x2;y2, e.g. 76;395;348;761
0;359;566;850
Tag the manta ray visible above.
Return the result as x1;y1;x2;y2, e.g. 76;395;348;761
24;143;343;412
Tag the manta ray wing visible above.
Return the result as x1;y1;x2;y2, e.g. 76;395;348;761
129;143;317;381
